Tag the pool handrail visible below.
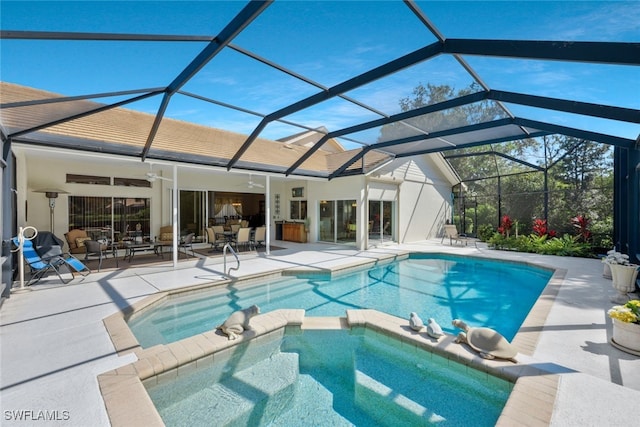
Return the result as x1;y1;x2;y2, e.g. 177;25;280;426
223;243;239;275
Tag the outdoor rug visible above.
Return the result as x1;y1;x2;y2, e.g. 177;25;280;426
75;245;286;272
193;245;285;258
81;251;177;272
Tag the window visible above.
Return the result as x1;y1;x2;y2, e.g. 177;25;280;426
66;174;151;187
290;200;307;220
66;174;110;185
114;177;151;188
291;187;304;198
69;196;151;242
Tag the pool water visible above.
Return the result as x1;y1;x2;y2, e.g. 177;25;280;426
146;329;512;426
129;253;552;347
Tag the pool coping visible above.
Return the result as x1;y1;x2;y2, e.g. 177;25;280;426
99;254;565;426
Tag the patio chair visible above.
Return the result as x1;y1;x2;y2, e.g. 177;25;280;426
84;239;110;272
64;228;90;254
346;223;356;238
442;224;477;247
252;226;266;248
12;237;89;285
32;231;92;275
207;226;226;252
234;227;252;252
157;225;174;245
178;233;195;258
33;231;66;259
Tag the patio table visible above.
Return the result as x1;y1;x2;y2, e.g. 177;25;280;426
123;242;163;262
153;242;173;258
217;231;236;242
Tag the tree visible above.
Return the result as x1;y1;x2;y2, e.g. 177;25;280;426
543;135;613;238
382;83;614;244
379;82;504;144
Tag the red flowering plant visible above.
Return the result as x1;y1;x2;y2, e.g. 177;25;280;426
497;215;513;237
571;215;591;243
532;218;557;238
532;218;547;237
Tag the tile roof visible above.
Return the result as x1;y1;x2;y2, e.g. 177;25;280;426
0;82;391;177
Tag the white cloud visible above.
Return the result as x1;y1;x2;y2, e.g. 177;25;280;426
542;2;640;40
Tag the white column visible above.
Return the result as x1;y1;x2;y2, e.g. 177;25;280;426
265;176;270;256
172;165;178;268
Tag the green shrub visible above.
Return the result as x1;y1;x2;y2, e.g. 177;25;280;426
477;224;495;242
536;234;591;256
488;232;591;257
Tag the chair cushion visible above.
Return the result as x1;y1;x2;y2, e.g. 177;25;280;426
76;237;91;248
160;232;173;242
65;229;88;250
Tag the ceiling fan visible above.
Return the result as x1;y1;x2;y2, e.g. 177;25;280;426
246;174;264;189
145;164;172;182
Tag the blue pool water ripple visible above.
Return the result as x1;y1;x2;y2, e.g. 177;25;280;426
129;254;552;347
147;328;511;426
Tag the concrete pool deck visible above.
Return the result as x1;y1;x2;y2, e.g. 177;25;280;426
1;240;639;426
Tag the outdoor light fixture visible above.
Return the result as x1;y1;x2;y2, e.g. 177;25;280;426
34;188;69;234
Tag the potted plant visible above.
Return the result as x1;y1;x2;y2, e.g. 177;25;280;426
603;250;639;303
608;300;640;354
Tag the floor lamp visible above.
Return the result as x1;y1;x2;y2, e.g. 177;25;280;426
34;188;68;234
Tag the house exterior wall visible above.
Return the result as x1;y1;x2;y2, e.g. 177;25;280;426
13;146;294;248
308;176;364;244
369;155;456;246
15;150;161;251
12;146;456;254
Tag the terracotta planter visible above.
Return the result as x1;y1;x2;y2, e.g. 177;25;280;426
611;318;640;355
609;264;639;304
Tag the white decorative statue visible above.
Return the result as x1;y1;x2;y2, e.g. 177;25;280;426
426;318;445;339
216;305;260;340
409;312;425;331
452;319;518;363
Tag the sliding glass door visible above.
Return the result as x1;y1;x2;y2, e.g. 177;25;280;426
68;196;151;242
318;199;356;244
178;190;207;242
319;200;334;242
368;200;395;244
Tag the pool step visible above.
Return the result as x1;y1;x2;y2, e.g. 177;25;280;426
354;369;446;426
219;352;300;427
155;352;299;427
218;351;351;426
353;345;447;426
269;374;352;426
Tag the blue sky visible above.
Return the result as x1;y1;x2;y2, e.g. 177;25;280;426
1;1;638;147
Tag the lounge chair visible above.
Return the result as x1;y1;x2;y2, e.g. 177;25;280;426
12;236;90;285
36;231;92;277
442;224;477;247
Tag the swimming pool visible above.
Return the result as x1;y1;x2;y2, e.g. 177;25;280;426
128;253;552;347
146;327;512;426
